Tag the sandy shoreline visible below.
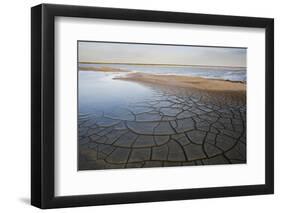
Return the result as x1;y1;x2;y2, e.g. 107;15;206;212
114;72;246;93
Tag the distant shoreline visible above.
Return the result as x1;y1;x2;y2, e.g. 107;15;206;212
79;62;246;69
79;66;129;72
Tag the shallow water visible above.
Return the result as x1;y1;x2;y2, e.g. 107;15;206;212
79;71;157;115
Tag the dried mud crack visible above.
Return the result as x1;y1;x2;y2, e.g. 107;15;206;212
78;84;246;170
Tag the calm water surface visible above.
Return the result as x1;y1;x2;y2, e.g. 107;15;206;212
79;71;156;115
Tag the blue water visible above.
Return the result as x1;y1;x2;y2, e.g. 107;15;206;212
79;63;246;82
79;71;157;115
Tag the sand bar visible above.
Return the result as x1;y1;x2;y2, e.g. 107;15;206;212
114;72;246;93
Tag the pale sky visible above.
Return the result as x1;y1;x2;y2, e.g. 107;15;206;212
78;41;247;67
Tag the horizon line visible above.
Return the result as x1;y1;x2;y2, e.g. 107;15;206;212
79;62;246;68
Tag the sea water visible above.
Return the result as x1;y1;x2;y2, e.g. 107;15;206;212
79;63;246;82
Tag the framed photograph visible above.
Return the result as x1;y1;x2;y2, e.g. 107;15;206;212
31;4;274;209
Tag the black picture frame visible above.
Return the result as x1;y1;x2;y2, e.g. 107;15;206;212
31;3;274;209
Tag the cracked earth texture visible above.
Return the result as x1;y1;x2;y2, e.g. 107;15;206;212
78;83;246;170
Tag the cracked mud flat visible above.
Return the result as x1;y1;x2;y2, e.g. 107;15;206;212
78;71;246;170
